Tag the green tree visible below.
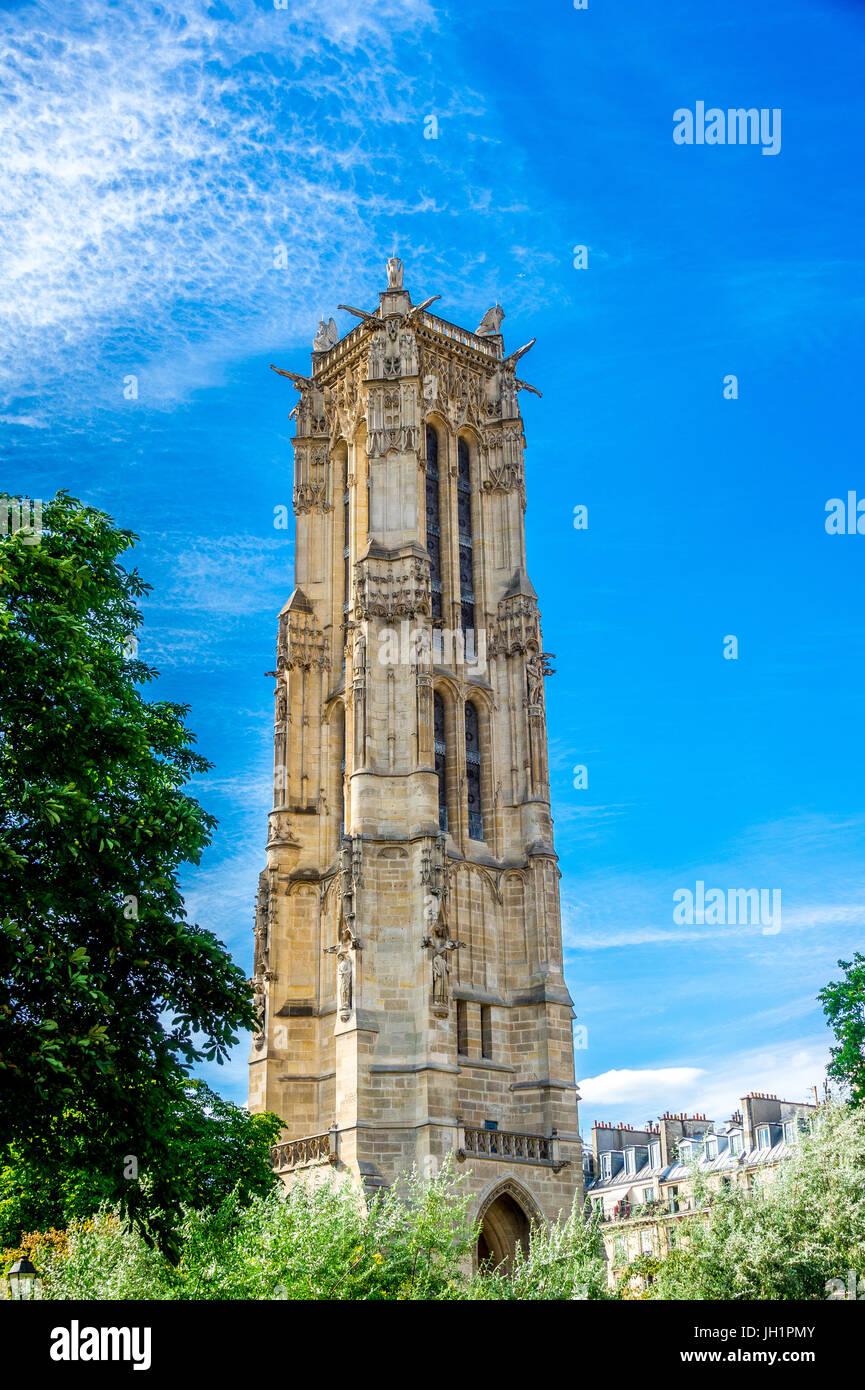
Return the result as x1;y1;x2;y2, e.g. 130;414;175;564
0;1081;283;1251
820;953;865;1105
29;1163;481;1301
0;492;259;1240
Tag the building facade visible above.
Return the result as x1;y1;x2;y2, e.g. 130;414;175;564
583;1092;817;1282
248;257;582;1266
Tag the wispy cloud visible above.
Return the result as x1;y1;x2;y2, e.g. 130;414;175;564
0;0;448;415
0;413;48;429
579;1037;829;1129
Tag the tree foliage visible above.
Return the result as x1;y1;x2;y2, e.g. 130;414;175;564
0;492;260;1239
22;1164;481;1301
0;1081;282;1251
820;954;865;1106
8;1162;609;1302
635;1101;865;1300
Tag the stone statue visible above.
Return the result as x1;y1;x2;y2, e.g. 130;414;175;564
421;897;463;1011
476;304;505;336
253;872;269;977
386;256;404;289
313;317;339;352
353;627;366;672
526;653;545;706
431;940;449;1008
337;952;352;1017
251;974;266;1048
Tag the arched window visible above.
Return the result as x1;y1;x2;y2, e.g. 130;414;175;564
434;691;447;831
457;437;475;632
465;700;482;839
426;426;443;620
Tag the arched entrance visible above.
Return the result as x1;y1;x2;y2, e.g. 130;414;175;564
475;1181;540;1272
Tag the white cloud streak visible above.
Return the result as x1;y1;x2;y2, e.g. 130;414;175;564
578;1037;830;1129
0;0;443;413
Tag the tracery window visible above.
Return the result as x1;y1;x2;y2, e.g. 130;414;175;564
465;699;482;839
457;437;475;632
426;426;443;620
434;691;447;831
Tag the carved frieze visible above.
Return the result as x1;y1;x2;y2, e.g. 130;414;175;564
330;363;365;440
292;383;328;439
482;424;525;498
421;349;485;433
354;552;431;620
292;441;330;513
277;607;330;672
366;380;420;458
488;593;541;658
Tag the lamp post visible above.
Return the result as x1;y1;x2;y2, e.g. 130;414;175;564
7;1257;40;1300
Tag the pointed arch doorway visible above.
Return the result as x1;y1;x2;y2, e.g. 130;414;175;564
475;1180;540;1272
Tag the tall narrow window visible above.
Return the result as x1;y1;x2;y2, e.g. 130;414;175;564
457;437;474;632
426;426;443;620
343;485;350;608
480;1004;492;1060
456;999;468;1055
338;709;346;839
434;691;447;832
465;700;482;839
341;479;351;674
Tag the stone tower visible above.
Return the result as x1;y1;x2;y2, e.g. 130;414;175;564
249;258;582;1264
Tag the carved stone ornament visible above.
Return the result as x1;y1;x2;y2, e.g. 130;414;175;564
313;317;339;352
267;809;297;845
354;553;431;620
278;607;330;672
476;304;505;336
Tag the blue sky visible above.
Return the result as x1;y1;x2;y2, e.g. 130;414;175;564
2;0;864;1133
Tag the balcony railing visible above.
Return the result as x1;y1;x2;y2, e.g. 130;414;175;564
419;310;502;359
458;1126;570;1171
271;1131;336;1174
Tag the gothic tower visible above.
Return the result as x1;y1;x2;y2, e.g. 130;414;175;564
249;258;582;1264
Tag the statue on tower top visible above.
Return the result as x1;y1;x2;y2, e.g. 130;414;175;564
386;256;404;289
313;317;338;352
476;303;505;336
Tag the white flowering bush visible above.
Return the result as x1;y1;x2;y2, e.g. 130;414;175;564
640;1101;865;1300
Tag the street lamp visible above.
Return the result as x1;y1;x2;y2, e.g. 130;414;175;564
7;1257;39;1300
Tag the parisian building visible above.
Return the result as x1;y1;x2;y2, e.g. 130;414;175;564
583;1091;817;1280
